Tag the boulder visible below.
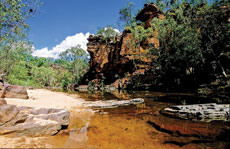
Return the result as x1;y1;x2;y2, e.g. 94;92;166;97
160;103;230;122
0;102;19;126
84;98;144;108
136;3;164;28
4;84;29;99
0;79;29;99
0;103;70;136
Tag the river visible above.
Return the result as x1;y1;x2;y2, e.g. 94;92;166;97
56;90;229;148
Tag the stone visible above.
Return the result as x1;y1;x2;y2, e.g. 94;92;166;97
84;98;144;108
0;81;4;98
0;79;29;99
0;98;7;105
0;104;70;136
136;3;164;28
0;104;19;126
160;103;230;122
4;84;29;99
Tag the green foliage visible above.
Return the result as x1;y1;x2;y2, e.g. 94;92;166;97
119;2;135;27
130;22;153;59
149;0;230;91
59;45;89;85
0;43;88;90
5;54;74;89
145;0;166;11
96;26;120;42
0;0;41;45
0;41;32;75
88;80;97;92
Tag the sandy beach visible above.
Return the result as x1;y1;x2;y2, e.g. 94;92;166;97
0;89;94;148
5;89;85;110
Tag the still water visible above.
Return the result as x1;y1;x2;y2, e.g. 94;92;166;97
54;91;230;148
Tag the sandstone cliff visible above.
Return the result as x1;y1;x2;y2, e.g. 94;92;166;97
81;4;163;89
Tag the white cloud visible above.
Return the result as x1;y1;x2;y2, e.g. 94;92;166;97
32;32;91;59
113;28;120;34
104;27;120;35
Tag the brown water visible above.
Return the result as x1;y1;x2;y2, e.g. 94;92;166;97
46;91;230;148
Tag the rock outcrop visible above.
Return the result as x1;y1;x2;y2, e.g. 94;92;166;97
81;4;163;89
0;99;70;136
160;103;230;122
0;79;28;99
136;3;164;28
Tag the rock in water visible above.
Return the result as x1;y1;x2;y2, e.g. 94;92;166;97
84;98;144;108
160;103;230;122
0;101;70;136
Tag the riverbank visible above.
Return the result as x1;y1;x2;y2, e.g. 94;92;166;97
1;89;229;148
0;89;94;148
5;89;85;109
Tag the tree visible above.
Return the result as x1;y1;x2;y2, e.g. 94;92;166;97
59;45;89;84
130;22;153;61
0;0;40;78
96;25;120;42
0;41;33;76
149;0;230;91
0;0;41;45
119;2;135;27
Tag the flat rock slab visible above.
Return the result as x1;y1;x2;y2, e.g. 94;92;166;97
0;99;70;136
161;103;230;122
84;98;144;108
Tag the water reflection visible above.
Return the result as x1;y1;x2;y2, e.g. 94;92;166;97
76;90;230;148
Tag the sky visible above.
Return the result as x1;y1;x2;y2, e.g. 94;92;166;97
28;0;145;58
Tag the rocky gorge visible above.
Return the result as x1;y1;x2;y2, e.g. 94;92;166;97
0;2;229;148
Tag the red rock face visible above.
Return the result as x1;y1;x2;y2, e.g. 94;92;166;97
136;3;164;29
81;4;163;89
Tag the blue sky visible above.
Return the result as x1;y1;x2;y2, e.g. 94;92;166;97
28;0;145;58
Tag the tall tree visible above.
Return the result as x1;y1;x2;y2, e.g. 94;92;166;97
0;0;40;45
0;0;40;77
59;45;89;83
150;0;230;90
119;2;135;27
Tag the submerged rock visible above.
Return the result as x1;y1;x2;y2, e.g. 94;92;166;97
160;103;230;122
148;116;230;147
0;99;70;136
84;98;144;108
